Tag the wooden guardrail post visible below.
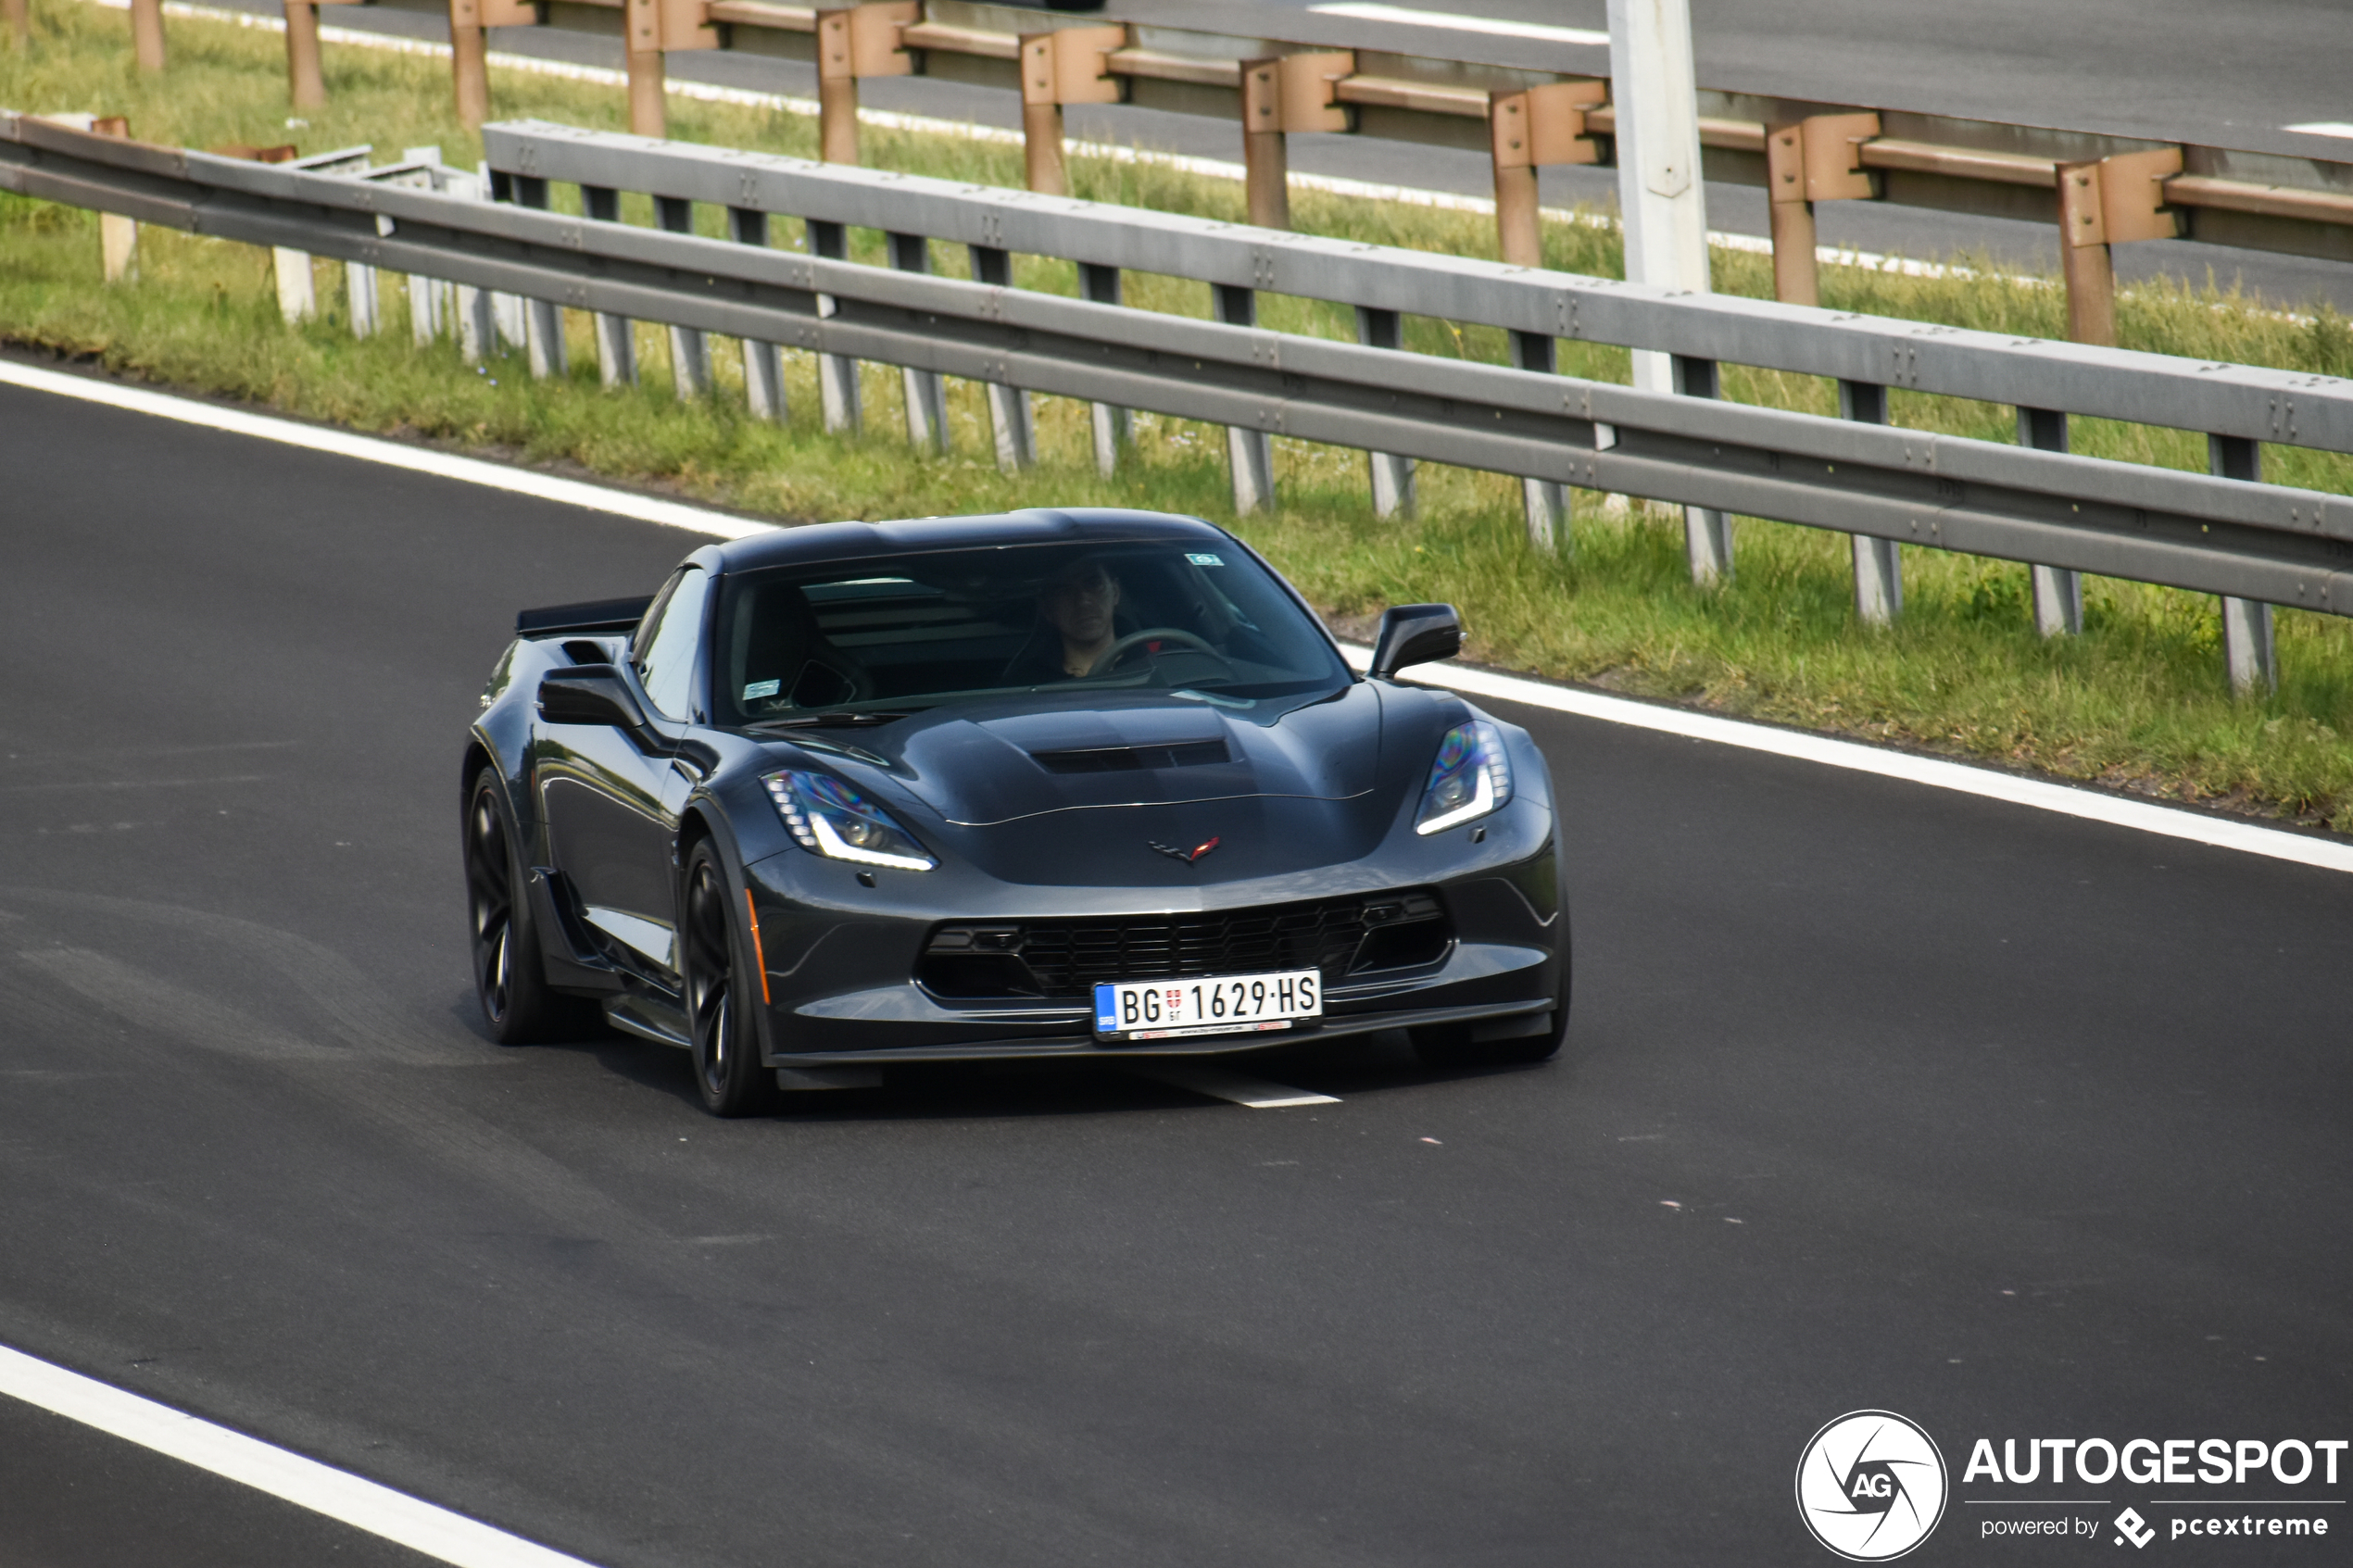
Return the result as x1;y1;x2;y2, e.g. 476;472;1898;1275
622;0;712;139
447;0;534;129
2057;147;2183;346
814;5;916;167
1489;82;1603;268
2208;434;2277;695
5;0;30;50
130;0;165;72
1763;113;1878;306
284;2;326;110
1839;381;1900;621
1238;52;1351;231
969;245;1035;470
1017;24;1123;198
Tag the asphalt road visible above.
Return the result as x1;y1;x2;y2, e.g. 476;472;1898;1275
3;369;2351;1566
216;0;2353;308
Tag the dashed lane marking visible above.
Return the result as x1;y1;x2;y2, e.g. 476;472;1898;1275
1128;1063;1340;1109
0;1343;602;1568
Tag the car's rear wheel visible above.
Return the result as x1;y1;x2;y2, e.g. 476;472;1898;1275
681;842;774;1118
464;767;598;1045
1410;859;1572;1069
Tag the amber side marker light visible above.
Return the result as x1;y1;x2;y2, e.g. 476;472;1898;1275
744;889;773;1005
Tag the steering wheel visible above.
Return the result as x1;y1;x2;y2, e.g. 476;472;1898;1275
1087;627;1237;680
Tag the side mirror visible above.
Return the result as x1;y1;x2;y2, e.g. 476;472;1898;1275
537;665;650;731
1367;603;1463;680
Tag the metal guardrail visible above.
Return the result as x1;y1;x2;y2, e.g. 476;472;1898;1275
6;109;2350;698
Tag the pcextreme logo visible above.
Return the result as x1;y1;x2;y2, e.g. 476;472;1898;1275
1796;1411;1950;1562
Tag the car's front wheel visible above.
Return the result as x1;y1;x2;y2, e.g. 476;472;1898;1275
464;767;599;1045
680;841;774;1118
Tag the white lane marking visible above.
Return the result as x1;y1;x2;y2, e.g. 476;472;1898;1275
0;361;764;539
2283;122;2353;139
1308;4;1610;46
6;355;2345;877
0;1343;601;1568
1129;1063;1340;1109
1336;644;2353;876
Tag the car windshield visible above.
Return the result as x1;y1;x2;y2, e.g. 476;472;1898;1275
711;539;1350;727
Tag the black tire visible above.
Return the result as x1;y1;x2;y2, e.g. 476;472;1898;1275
1410;860;1572;1069
464;767;600;1045
680;842;774;1118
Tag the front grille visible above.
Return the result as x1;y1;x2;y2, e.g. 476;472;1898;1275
919;890;1450;1001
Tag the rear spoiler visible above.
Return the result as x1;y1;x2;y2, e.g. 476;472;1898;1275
515;595;654;638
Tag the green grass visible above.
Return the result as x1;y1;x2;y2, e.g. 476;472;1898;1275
6;2;2353;829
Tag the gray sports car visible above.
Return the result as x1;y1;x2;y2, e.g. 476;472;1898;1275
461;508;1568;1115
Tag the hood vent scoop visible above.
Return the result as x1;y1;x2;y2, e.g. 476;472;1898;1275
1028;739;1232;774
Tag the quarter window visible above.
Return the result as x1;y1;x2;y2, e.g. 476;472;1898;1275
633;566;711;721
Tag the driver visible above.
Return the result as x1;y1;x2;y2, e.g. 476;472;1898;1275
1002;558;1125;683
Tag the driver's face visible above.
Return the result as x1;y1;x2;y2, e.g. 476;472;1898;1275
1043;565;1118;644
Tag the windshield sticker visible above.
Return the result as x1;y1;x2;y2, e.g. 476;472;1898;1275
1186;553;1225;566
742;679;782;699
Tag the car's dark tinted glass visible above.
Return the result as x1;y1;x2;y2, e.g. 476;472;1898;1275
712;539;1347;726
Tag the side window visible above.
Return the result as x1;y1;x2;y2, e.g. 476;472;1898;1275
632;567;711;721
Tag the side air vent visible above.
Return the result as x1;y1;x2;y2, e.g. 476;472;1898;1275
1028;740;1231;774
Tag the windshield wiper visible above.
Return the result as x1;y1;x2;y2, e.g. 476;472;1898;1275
753;709;922;730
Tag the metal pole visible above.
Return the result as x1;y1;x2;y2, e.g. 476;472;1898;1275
130;0;165;72
655;196;709;396
1355;307;1416;520
890;232;948;453
284;2;326;110
1608;0;1718;583
1840;381;1899;621
1080;261;1128;475
1240;60;1289;230
731;207;786;421
579;184;637;386
1672;355;1732;582
2208;433;2276;695
971;245;1035;471
2017;407;2082;635
1513;332;1567;550
1214;284;1275;515
808;220;861;433
511;175;568;379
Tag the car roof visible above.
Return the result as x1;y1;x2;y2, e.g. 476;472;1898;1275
709;508;1229;574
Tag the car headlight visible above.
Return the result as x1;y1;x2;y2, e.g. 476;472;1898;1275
763;770;937;871
1416;720;1513;835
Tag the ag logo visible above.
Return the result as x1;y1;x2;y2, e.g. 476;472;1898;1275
1795;1410;1949;1562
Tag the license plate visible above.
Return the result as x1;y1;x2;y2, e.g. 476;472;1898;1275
1093;969;1322;1042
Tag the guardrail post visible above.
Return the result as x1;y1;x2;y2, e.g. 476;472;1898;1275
273;247;317;324
91;119;137;282
6;0;29;49
808;219;862;433
1840;381;1900;621
2057;149;2183;348
1239;59;1288;229
2208;433;2277;695
730;207;786;420
816;12;860;165
1607;0;1711;396
1513;331;1566;549
1355;307;1415;519
511;174;569;379
889;232;948;453
578;184;637;385
1674;355;1732;583
2017;407;2082;635
441;167;497;362
1018;25;1123;199
655;195;711;396
1489;83;1604;269
1763;114;1880;307
284;2;326;110
448;0;487;129
1080;260;1127;475
970;245;1035;470
1214;284;1275;515
131;0;165;72
346;251;380;336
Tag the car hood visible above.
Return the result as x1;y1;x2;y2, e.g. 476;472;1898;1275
877;683;1385;827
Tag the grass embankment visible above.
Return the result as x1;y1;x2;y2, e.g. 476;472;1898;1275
5;3;2352;829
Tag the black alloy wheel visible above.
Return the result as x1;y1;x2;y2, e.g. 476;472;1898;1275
464;767;598;1044
681;842;774;1118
